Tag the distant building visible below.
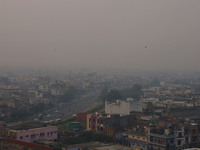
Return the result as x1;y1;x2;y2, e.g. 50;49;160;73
50;81;66;96
105;98;143;115
28;90;43;103
3;86;21;95
39;83;49;93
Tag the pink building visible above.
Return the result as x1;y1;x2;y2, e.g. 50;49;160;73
8;126;57;143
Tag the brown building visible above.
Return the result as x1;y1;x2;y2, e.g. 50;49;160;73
104;126;115;137
86;113;105;132
76;112;89;122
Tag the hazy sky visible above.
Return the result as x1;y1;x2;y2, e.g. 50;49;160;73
0;0;200;71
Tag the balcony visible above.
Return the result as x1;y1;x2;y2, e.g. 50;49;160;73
150;141;174;148
150;133;174;138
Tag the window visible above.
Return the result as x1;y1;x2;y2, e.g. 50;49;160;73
20;136;23;139
178;132;182;137
40;133;45;137
192;129;196;134
25;135;29;138
177;140;181;145
170;138;174;143
192;136;197;142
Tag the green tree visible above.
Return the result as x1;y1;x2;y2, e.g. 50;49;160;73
106;89;122;101
121;84;142;99
10;108;30;120
62;131;112;144
99;87;108;100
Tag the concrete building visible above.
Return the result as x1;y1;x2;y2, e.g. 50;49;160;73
149;128;176;150
39;83;49;93
86;113;105;132
128;131;148;150
50;81;66;96
8;126;57;143
175;127;185;150
105;98;143;115
76;112;89;121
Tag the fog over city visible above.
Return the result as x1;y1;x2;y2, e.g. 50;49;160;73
0;0;200;71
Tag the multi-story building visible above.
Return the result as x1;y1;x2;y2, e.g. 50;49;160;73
7;126;57;143
149;128;175;150
185;123;200;148
39;83;49;93
105;98;143;115
50;81;66;96
128;130;149;150
86;113;105;132
175;126;185;150
76;112;89;122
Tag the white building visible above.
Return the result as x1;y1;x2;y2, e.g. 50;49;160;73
105;98;143;115
39;84;49;92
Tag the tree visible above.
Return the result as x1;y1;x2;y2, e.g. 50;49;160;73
121;84;142;99
62;131;112;144
106;89;122;101
99;87;108;100
130;84;142;99
10;108;30;120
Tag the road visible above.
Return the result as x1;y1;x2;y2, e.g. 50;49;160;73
34;90;102;122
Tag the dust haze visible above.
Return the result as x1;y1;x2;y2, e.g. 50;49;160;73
0;0;200;71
